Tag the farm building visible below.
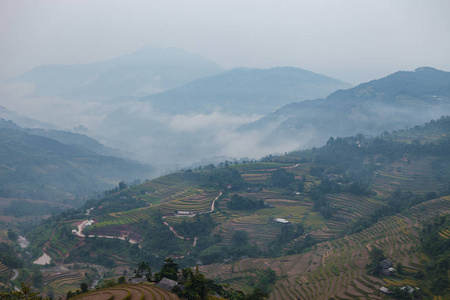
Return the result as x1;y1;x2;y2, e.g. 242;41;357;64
400;285;418;294
380;258;393;269
379;258;396;276
83;220;95;228
176;211;195;217
155;277;179;291
127;277;146;284
273;218;290;224
379;286;391;294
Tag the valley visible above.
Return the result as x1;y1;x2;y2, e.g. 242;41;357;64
1;2;450;299
2;116;448;298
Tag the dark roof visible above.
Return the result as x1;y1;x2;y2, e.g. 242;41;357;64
380;258;393;269
380;269;394;276
128;277;146;284
155;277;178;291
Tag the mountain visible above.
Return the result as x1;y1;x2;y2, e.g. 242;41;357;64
0;118;126;158
0;106;58;129
12;46;224;99
24;128;128;158
141;67;352;114
23;116;450;298
0;120;156;202
241;67;450;147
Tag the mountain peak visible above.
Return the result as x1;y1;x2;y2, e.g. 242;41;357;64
414;66;439;72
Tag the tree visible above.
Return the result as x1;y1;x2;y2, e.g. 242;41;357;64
154;258;178;282
366;247;385;275
118;276;126;284
245;287;268;300
7;229;17;240
134;261;152;282
232;230;248;247
0;282;42;300
118;181;127;190
395;262;403;275
32;271;43;288
80;282;89;293
270;169;295;188
182;266;208;300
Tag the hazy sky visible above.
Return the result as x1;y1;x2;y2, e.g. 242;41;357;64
1;0;449;84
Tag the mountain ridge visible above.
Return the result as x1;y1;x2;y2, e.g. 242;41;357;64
141;66;352;114
12;46;224;99
0;119;156;202
241;67;450;148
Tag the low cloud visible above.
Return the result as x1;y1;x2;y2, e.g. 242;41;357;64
0;83;317;171
169;111;261;132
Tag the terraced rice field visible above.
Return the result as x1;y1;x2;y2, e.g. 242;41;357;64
46;236;79;262
92;187;220;231
371;157;444;198
211;193;317;249
139;174;195;204
238;162;309;184
234;162;294;171
0;198;12;213
438;228;450;239
0;261;10;280
158;188;218;215
201;196;450;299
218;214;279;248
390;129;449;144
71;283;180;300
43;270;85;292
326;193;384;220
91;206;159;231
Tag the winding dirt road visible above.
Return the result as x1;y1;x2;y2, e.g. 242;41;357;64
162;190;223;247
74;220;138;244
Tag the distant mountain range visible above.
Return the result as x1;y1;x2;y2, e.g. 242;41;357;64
141;67;352;114
0;106;58;130
8;44;450;170
12;46;224;99
241;67;450;148
0;119;155;203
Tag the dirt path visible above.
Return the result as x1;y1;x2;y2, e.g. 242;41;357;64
201;190;223;214
33;229;55;265
260;163;300;172
11;269;18;281
162;190;223;246
74;220;138;243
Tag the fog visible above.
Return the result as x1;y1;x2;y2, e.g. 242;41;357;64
1;0;450;173
1;1;449;83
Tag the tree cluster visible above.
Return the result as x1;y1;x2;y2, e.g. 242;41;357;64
227;194;265;210
173;214;216;238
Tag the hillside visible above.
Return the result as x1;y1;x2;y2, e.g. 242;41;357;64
0;118;126;158
0;106;58;130
12;46;224;99
141;67;351;114
22;116;450;298
70;283;181;299
241;67;450;148
0;123;155;203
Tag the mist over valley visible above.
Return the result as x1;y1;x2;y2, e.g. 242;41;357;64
1;1;450;299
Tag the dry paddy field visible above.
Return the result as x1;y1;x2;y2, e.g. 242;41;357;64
371;157;444;198
71;283;180;300
201;196;450;300
213;195;319;249
0;261;10;280
42;269;86;294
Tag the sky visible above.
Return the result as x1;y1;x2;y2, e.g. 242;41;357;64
1;0;449;84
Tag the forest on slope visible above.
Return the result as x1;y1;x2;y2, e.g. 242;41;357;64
11;116;450;298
